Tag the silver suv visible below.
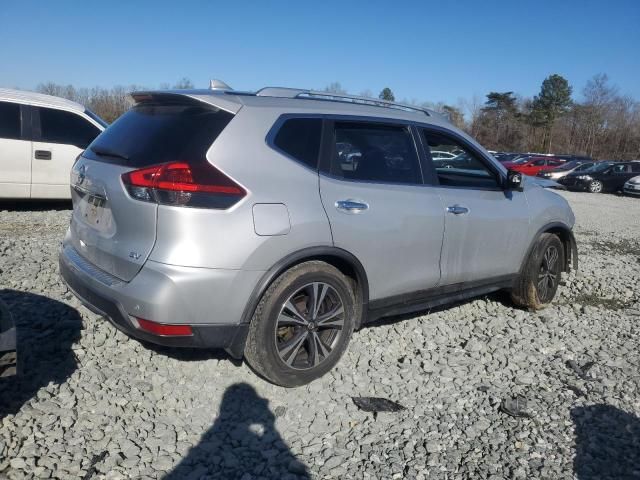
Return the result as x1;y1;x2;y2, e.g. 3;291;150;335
60;86;577;387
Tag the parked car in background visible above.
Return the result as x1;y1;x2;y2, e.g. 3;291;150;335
502;156;566;176
0;89;107;199
536;161;594;180
493;152;520;163
554;154;593;163
559;161;640;193
623;175;640;196
60;85;577;387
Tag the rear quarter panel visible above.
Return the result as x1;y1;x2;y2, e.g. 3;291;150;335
149;106;333;271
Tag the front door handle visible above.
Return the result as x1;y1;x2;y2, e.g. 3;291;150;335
336;199;369;214
446;205;469;215
34;150;52;160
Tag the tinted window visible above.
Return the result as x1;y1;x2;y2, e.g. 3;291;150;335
531;158;546;166
0;101;21;140
85;103;233;167
331;122;421;184
273;118;322;168
631;163;640;173
38;107;101;148
423;131;500;189
612;164;630;173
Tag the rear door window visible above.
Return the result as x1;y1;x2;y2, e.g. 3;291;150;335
0;101;21;140
37;107;101;148
85;103;233;167
329;122;422;185
273;118;322;169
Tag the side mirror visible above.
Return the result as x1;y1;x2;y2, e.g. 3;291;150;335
505;170;524;191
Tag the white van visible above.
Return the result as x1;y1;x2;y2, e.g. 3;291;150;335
0;89;107;199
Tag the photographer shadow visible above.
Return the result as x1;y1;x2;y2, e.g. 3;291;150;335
572;404;640;479
0;289;82;418
165;382;309;480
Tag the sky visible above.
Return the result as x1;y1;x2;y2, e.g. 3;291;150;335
1;0;639;107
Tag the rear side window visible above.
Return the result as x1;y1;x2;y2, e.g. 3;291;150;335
37;107;101;148
85;103;233;167
330;122;421;185
630;163;640;173
0;101;21;140
273;118;322;169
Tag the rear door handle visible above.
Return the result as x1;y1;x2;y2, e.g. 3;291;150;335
34;150;52;160
336;199;369;213
446;205;469;215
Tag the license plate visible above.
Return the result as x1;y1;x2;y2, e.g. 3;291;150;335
83;195;106;227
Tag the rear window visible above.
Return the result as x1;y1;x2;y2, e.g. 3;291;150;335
85;103;233;167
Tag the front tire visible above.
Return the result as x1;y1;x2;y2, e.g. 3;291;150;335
244;261;357;387
511;233;564;310
588;180;603;193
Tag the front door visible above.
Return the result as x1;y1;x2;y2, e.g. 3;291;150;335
319;120;445;302
420;129;530;285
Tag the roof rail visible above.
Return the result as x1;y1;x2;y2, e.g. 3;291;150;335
255;87;431;116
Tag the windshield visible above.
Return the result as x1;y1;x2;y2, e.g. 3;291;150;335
84;108;109;128
512;157;532;164
554;161;579;171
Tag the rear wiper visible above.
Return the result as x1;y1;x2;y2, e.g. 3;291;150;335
90;145;129;161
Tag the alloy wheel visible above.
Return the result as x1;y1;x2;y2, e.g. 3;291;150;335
589;181;603;193
537;245;560;303
274;282;345;370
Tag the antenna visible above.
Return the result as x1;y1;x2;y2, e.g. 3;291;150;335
209;79;232;90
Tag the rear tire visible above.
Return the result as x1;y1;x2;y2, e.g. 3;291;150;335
244;261;357;387
511;233;564;310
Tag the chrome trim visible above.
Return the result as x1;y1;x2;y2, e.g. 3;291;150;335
335;199;369;213
446;205;469;215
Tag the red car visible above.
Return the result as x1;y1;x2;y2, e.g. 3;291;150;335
502;156;566;176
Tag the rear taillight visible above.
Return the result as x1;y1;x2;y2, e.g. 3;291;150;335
122;162;245;209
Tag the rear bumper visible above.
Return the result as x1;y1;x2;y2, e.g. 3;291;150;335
59;244;261;357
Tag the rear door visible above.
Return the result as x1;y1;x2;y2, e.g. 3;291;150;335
319;119;444;301
31;106;102;199
0;101;31;198
69;98;233;281
420;128;529;285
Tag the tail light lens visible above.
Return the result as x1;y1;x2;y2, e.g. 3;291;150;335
122;162;245;209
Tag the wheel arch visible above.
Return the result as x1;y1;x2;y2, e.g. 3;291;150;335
521;222;578;275
240;246;369;328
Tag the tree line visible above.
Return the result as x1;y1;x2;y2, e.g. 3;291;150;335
32;74;640;160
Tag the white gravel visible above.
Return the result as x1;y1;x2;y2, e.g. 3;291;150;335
0;191;639;479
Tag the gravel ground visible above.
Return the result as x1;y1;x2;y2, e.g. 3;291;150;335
0;191;639;480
